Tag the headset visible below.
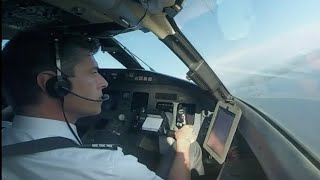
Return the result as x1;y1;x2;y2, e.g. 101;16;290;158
45;38;109;102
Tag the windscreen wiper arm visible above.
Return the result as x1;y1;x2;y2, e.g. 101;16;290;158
100;38;155;71
113;38;155;71
99;38;144;70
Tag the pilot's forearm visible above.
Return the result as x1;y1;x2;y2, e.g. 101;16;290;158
168;140;191;180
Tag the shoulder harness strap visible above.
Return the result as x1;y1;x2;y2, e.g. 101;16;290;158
2;137;119;157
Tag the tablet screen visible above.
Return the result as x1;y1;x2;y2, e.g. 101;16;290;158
206;107;235;157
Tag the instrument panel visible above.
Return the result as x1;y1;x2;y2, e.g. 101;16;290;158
77;69;216;135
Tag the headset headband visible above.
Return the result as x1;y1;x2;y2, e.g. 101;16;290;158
53;38;63;81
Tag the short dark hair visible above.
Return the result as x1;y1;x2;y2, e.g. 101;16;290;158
2;29;100;112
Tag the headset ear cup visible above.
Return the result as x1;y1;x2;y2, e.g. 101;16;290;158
55;79;71;97
46;77;59;98
46;77;71;98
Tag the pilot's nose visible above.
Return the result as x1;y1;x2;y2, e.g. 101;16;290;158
98;73;108;89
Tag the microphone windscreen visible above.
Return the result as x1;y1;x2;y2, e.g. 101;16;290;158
101;94;110;101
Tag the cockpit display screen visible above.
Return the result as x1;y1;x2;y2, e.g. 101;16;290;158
206;107;235;157
203;101;242;164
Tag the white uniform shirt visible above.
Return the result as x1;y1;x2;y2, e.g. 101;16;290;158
2;115;163;180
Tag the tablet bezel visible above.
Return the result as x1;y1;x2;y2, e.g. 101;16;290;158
203;101;242;164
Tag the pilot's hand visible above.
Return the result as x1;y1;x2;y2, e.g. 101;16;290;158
175;125;196;153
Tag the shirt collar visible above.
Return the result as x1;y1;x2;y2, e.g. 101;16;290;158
12;115;81;145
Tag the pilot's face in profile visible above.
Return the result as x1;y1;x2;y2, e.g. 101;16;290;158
63;49;108;119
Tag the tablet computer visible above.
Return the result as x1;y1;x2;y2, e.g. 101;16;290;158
203;101;242;164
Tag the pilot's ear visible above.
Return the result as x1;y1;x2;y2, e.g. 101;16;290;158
37;71;56;93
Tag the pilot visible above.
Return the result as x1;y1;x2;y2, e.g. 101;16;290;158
2;29;204;180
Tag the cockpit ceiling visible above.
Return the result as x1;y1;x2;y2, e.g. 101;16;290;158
2;0;88;38
1;0;119;39
2;0;178;39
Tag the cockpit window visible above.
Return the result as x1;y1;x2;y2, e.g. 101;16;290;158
2;40;9;109
2;40;125;69
174;0;320;158
2;40;9;50
94;47;126;69
114;30;189;80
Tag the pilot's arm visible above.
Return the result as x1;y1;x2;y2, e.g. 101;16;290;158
168;125;195;180
111;149;163;180
111;126;196;180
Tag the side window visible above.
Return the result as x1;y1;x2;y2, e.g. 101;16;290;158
2;40;125;69
2;40;9;50
2;40;9;109
94;48;126;69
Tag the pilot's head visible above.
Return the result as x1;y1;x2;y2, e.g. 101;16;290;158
2;30;108;122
